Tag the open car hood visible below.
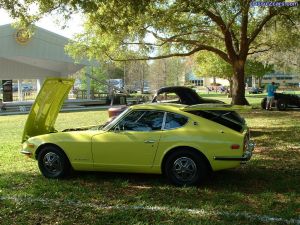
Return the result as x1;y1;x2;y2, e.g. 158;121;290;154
181;104;252;112
22;78;74;143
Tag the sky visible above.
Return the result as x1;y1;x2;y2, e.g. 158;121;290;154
0;9;84;38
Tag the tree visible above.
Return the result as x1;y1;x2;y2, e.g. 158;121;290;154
244;60;274;88
124;60;149;93
254;19;300;74
195;51;274;95
148;57;186;90
2;0;299;104
195;52;234;95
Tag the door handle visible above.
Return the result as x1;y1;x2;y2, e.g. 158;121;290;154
144;140;156;144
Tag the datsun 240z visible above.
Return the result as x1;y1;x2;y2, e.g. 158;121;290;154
21;78;254;186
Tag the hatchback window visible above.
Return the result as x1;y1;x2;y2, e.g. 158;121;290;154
119;110;164;131
164;113;188;130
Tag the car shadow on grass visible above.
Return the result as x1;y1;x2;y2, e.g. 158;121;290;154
1;165;299;220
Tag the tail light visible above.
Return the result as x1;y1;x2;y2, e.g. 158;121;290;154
243;130;250;152
231;144;240;149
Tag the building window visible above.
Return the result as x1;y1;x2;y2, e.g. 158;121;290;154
191;80;203;86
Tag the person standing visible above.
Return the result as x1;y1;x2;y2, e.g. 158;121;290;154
0;99;6;112
266;82;277;110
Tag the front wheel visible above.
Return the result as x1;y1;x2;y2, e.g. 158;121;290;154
164;150;208;186
261;98;267;110
37;146;71;179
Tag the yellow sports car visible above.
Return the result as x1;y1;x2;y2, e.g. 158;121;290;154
21;78;254;186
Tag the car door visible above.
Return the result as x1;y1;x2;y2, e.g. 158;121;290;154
91;110;165;172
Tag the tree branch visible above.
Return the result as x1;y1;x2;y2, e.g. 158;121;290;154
106;45;230;64
230;29;240;52
247;48;272;55
203;9;237;61
240;1;250;59
248;9;279;45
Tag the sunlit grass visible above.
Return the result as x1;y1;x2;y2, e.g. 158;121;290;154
0;108;299;224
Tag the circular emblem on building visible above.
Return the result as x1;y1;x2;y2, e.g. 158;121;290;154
15;29;31;45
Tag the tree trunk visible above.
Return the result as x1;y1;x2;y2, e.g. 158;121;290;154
227;78;233;98
141;63;145;94
258;77;262;88
231;60;249;105
163;59;167;86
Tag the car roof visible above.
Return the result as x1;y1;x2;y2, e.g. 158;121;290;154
129;102;251;113
130;103;185;113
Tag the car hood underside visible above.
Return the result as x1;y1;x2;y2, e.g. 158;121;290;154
22;78;74;143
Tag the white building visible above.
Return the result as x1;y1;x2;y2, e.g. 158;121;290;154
0;24;95;102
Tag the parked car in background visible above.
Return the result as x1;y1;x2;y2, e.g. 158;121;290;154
248;87;263;94
21;78;254;186
261;92;300;110
152;86;224;105
22;85;33;92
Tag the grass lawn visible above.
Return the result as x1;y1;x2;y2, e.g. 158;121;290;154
0;107;299;224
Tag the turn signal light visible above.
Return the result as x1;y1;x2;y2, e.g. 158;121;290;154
231;144;240;149
28;143;35;148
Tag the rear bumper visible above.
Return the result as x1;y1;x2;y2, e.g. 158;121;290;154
214;140;255;161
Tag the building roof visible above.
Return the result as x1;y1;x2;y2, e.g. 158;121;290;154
0;24;94;79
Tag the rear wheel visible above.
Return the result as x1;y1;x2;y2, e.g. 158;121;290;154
277;99;287;111
164;150;208;186
37;146;71;179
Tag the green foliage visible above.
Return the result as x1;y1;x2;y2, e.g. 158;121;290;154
195;52;274;79
77;63;124;92
194;52;233;79
81;67;107;92
2;0;298;104
245;60;274;78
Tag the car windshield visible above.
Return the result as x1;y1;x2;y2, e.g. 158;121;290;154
101;107;131;131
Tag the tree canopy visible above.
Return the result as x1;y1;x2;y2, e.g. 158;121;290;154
1;0;299;104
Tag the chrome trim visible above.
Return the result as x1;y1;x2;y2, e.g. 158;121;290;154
161;112;189;131
161;112;167;130
214;140;255;161
20;150;32;155
144;140;156;144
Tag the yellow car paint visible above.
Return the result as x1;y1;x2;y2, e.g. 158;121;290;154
21;78;254;180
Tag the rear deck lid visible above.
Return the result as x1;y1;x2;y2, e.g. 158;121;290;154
182;104;251;132
22;78;74;142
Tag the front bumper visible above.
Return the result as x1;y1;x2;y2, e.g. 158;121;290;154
214;140;255;161
20;150;33;157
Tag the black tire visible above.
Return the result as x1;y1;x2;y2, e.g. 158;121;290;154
261;98;267;110
37;145;71;179
164;150;208;186
277;99;287;111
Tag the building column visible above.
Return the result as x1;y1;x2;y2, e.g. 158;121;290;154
36;79;42;92
17;79;22;101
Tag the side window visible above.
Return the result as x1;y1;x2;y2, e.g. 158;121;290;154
164;113;188;130
118;110;164;131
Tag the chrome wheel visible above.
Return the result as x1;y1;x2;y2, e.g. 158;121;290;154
172;157;197;182
43;152;63;176
38;146;71;179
